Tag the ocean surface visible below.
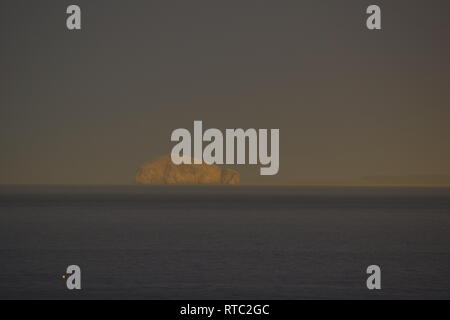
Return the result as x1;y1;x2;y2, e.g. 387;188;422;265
0;186;449;300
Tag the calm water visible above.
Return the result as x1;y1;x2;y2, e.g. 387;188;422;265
0;186;449;299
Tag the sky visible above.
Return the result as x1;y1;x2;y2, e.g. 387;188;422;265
1;0;450;185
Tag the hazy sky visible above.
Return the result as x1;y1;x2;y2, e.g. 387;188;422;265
1;0;450;185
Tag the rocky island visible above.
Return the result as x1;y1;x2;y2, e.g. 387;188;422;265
135;155;240;185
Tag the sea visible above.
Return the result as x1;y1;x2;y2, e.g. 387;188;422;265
0;186;449;299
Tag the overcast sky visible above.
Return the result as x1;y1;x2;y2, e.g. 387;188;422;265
1;0;449;185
